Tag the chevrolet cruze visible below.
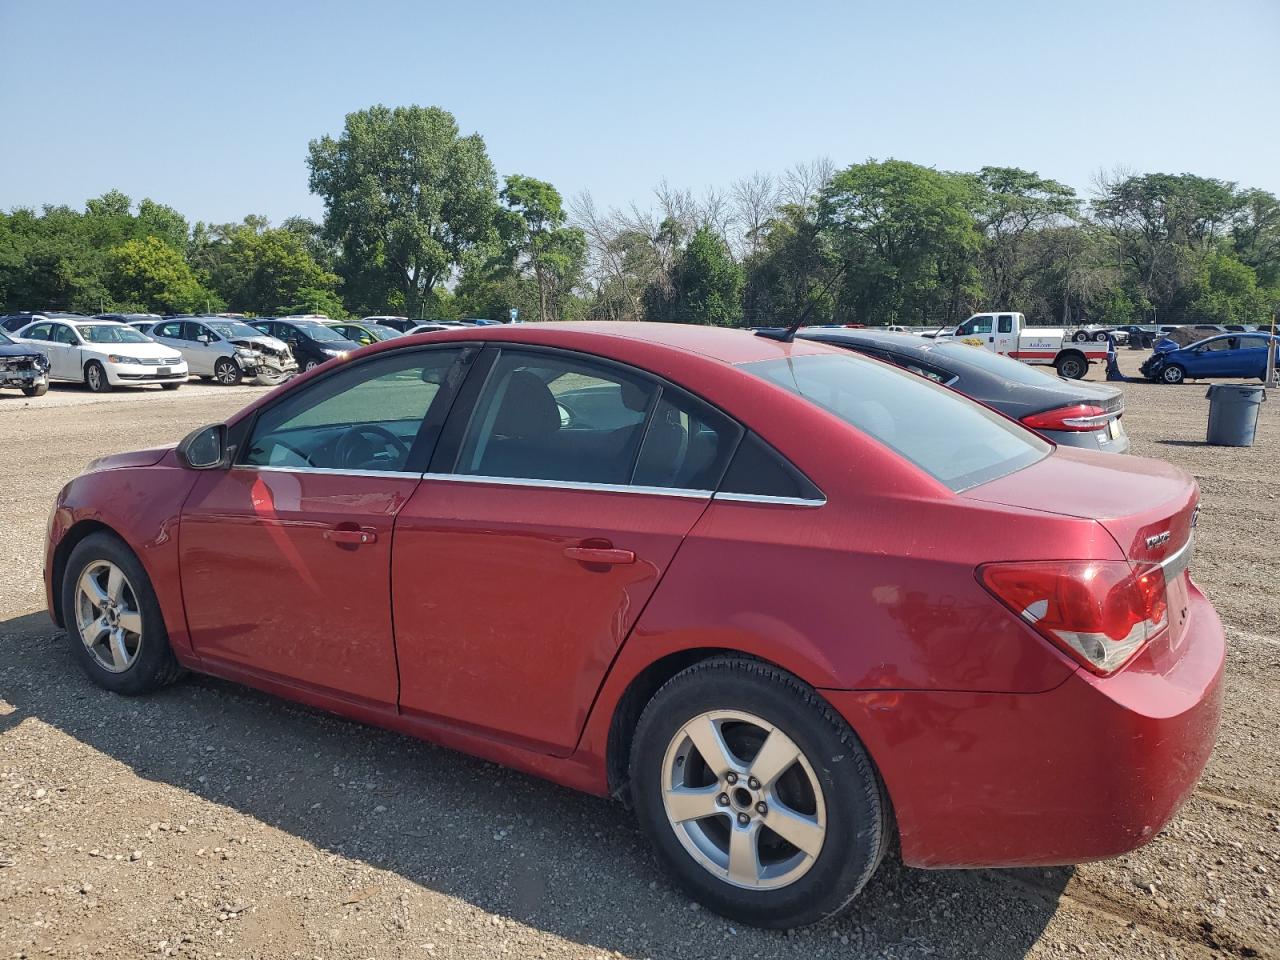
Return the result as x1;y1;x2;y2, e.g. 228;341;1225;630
43;323;1223;927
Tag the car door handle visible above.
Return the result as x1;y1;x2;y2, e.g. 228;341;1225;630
324;526;377;545
563;545;635;565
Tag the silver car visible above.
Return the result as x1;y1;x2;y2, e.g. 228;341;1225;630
149;317;297;385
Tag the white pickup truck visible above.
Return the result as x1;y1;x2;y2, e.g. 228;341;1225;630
938;312;1109;379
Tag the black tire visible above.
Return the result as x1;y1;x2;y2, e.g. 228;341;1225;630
160;382;182;391
304;359;321;371
1161;364;1186;385
21;382;48;397
60;532;183;695
1072;330;1090;342
1055;353;1087;379
629;657;888;929
213;358;242;386
84;360;111;393
1092;331;1108;342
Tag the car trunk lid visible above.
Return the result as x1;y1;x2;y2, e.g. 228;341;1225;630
966;447;1198;655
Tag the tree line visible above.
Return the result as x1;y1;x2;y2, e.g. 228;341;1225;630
2;104;1277;327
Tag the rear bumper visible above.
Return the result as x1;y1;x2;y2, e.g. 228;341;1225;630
829;580;1224;868
1044;425;1131;455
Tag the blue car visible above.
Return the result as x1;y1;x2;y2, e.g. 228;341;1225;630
1141;333;1280;384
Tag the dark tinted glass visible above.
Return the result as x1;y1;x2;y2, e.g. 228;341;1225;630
746;353;1049;492
719;433;822;501
633;388;740;491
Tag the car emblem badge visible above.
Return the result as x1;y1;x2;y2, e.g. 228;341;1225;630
1145;531;1171;549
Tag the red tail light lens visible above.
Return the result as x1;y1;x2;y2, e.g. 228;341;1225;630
1018;404;1111;435
1021;404;1110;433
979;560;1168;674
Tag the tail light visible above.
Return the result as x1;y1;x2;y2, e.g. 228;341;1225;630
978;560;1168;675
1020;404;1111;433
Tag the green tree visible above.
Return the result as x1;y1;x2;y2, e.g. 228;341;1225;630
819;160;983;324
208;225;342;315
499;175;587;321
975;167;1079;307
743;203;836;323
659;226;744;325
106;237;215;313
307;104;499;319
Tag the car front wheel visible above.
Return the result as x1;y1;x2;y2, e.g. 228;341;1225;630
61;533;183;695
629;657;889;928
21;382;48;397
214;358;242;385
84;361;111;393
1161;364;1186;384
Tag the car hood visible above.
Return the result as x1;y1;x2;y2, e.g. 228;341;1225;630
229;334;289;353
84;447;172;473
0;342;43;358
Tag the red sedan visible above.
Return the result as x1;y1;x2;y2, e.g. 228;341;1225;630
43;322;1223;928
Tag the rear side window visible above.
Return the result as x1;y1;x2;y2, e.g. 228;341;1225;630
633;388;740;491
745;354;1049;492
718;433;823;502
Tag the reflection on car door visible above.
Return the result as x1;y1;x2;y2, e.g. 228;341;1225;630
188;321;222;376
179;346;469;705
391;346;741;754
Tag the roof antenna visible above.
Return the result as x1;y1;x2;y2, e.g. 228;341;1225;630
754;263;848;342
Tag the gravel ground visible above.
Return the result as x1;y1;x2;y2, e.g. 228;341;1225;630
0;357;1277;960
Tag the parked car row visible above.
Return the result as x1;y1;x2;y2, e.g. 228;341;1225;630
0;311;514;394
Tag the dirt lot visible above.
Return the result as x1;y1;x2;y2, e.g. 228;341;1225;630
0;355;1277;960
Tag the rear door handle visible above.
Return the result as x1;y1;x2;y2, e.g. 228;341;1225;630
564;545;635;565
324;526;377;545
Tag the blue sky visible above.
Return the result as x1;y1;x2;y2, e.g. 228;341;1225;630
2;0;1277;225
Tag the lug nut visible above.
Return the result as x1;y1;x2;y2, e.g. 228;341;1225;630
717;793;729;807
747;776;760;790
725;772;738;785
756;801;768;815
737;812;750;826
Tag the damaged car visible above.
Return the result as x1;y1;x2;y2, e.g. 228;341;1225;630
150;317;298;385
0;328;51;397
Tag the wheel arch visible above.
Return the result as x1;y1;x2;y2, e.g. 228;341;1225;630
50;519;122;627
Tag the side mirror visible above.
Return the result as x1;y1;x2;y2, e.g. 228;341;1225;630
176;423;228;470
197;334;213;344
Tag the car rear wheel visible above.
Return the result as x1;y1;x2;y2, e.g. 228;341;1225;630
1055;354;1087;379
629;657;888;928
84;361;111;393
1161;364;1186;385
61;533;183;695
214;358;242;385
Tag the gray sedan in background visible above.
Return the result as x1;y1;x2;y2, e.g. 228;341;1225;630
799;328;1130;453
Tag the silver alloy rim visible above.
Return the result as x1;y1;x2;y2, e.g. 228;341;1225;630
74;560;142;673
216;360;239;384
305;360;319;370
661;710;826;890
87;365;102;389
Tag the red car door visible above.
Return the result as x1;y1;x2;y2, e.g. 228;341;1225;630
392;346;741;754
180;345;469;705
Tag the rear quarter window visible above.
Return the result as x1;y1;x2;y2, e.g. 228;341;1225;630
745;353;1050;492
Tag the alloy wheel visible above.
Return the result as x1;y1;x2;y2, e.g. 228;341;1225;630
87;365;103;391
661;710;826;890
215;359;241;384
74;560;142;673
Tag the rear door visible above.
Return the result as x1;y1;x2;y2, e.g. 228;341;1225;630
391;345;741;754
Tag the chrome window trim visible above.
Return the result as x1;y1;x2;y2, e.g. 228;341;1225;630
422;471;712;500
232;464;424;481
713;491;826;508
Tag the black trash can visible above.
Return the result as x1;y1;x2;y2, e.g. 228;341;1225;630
1205;384;1266;446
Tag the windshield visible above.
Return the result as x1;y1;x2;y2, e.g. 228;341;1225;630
746;353;1050;492
207;320;265;340
367;325;401;340
77;324;151;344
293;321;346;342
0;330;13;345
926;341;1065;386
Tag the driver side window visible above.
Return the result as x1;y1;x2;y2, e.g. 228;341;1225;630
967;317;993;335
242;348;463;472
52;325;78;345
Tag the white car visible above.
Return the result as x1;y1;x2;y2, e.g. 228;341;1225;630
149;317;297;385
15;318;188;392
